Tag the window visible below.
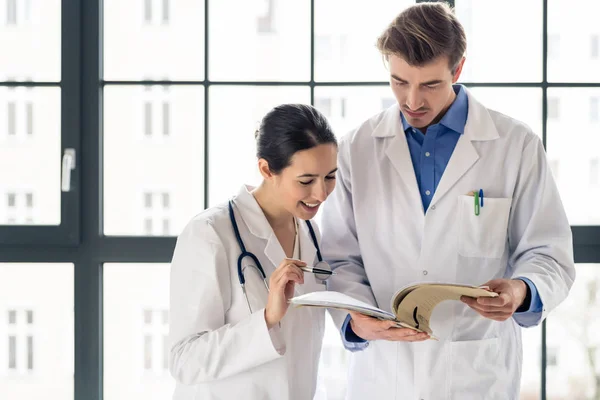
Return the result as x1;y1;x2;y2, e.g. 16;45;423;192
7;193;16;208
25;193;33;208
257;0;275;34
6;309;35;372
142;86;171;138
142;192;172;235
26;102;33;135
547;346;558;367
547;97;560;120
144;0;152;23
592;35;599;60
591;97;599;123
162;102;170;136
7;102;16;135
142;309;169;373
144;0;169;24
162;0;169;23
6;0;16;25
144;102;152;136
591;158;599;186
144;192;153;208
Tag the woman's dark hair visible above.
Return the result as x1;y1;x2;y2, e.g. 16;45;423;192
255;103;337;174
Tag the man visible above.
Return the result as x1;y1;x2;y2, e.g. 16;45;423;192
320;2;575;399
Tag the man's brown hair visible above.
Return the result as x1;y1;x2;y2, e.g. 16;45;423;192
376;2;467;74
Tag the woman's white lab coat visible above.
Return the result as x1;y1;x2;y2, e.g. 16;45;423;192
169;185;326;400
321;88;576;400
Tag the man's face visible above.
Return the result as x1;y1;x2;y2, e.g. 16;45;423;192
388;54;464;130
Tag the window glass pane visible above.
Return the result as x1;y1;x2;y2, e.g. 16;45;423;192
104;86;204;236
466;87;543;137
0;0;61;81
0;263;74;400
548;0;600;82
547;264;600;399
520;326;542;399
104;0;205;80
104;264;175;400
208;86;310;206
455;0;542;82
314;0;412;82
547;88;600;225
209;0;310;81
0;87;61;226
314;86;398;138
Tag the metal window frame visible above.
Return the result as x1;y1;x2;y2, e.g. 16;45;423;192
0;1;597;399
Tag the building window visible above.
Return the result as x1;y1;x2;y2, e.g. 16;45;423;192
7;102;16;135
6;0;17;25
547;346;558;367
144;102;152;136
26;102;33;135
142;309;169;373
340;98;347;118
162;0;169;23
7;193;16;208
591;97;599;123
144;0;169;24
257;0;275;34
143;192;172;235
591;158;599;186
144;0;152;22
7;309;35;372
547;97;560;120
144;218;153;235
162;102;170;136
592;35;599;59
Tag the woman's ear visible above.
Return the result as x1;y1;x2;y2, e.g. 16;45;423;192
257;158;274;180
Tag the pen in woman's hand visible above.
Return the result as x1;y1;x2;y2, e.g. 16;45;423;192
299;266;336;275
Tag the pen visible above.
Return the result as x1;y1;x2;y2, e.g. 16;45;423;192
479;189;484;207
300;266;336;276
474;190;480;216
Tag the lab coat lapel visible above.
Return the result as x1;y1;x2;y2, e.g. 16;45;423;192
428;89;499;207
233;185;282;276
374;107;424;214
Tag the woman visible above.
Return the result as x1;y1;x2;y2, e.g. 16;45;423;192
168;104;338;399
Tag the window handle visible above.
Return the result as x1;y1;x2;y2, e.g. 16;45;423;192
61;148;76;192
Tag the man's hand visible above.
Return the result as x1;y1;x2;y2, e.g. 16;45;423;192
461;279;528;322
348;311;429;342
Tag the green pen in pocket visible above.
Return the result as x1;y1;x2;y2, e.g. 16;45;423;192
474;190;480;216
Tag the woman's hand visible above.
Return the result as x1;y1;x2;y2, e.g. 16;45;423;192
264;259;306;329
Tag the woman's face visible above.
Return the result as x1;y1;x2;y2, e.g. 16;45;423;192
270;143;338;220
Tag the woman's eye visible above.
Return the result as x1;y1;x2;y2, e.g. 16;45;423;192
326;175;336;180
299;180;313;186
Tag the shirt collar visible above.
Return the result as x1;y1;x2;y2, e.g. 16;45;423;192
400;84;468;135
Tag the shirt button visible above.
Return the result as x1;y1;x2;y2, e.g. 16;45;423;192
423;270;428;275
431;205;436;210
425;152;431;157
425;190;431;196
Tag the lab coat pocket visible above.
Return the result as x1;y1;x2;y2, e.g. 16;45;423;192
449;338;507;400
458;195;512;259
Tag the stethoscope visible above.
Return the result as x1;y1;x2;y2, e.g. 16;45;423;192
228;200;331;313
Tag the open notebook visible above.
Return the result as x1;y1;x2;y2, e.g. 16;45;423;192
289;283;498;339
